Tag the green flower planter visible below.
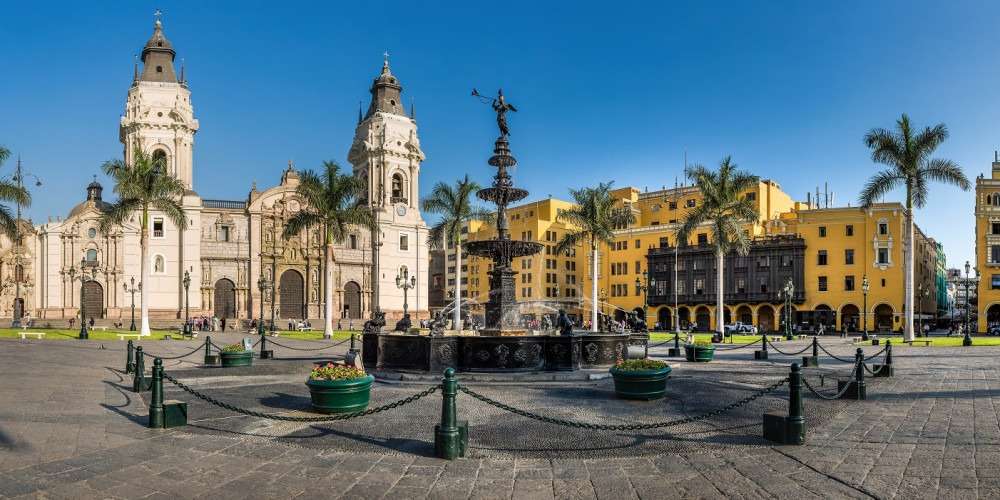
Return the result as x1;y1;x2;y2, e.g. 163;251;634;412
684;344;715;362
609;365;671;400
306;375;374;414
219;351;253;367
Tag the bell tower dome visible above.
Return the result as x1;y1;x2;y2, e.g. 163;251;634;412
119;13;199;190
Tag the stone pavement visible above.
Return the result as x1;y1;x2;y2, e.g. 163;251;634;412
0;335;995;499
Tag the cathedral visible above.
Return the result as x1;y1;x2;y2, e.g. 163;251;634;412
14;17;429;328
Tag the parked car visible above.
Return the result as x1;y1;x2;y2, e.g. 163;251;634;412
724;322;758;335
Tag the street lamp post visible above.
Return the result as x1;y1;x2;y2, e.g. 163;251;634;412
182;270;191;337
10;157;41;328
781;277;795;340
123;277;140;331
257;274;273;358
963;261;978;346
862;275;870;341
396;271;416;318
635;271;650;330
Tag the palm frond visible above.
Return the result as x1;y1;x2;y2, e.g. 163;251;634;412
921;158;970;191
98;198;142;234
150;198;188;231
858;169;903;208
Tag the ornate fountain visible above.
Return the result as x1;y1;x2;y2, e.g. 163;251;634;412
463;90;543;335
362;90;640;373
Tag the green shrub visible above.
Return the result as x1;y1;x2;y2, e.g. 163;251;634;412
221;343;246;353
310;362;367;381
691;339;713;347
614;359;669;371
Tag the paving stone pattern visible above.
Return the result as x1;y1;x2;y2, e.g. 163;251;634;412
0;334;993;498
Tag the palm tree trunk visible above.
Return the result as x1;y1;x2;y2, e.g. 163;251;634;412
716;248;725;336
139;208;151;336
453;241;462;331
591;241;599;332
324;241;334;339
903;201;915;341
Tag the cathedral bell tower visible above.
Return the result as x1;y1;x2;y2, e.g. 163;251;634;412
119;14;199;190
347;56;429;321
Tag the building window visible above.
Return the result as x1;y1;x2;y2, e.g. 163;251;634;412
694;279;704;295
697;233;708;245
686;199;696;208
391;173;405;202
399;234;409;251
745;192;756;201
676;281;685;294
845;249;854;265
759;277;768;293
635;239;641;249
878;223;888;235
156;65;163;73
845;275;855;291
846;225;854;236
993;275;1000;290
736;278;745;294
86;249;98;264
877;248;889;265
88;228;97;239
993;245;1000;264
819;226;827;237
668;201;677;210
349;234;358;249
152;218;164;238
218;226;231;242
817;251;827;266
818;276;828;292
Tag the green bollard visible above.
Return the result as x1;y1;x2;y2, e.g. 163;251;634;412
148;358;165;428
203;336;218;365
755;332;768;360
434;368;467;459
873;339;894;377
132;347;145;392
764;363;805;444
126;340;134;374
854;348;866;399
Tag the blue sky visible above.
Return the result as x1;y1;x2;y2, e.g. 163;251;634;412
0;1;994;267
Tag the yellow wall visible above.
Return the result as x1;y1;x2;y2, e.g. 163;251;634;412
976;163;1000;332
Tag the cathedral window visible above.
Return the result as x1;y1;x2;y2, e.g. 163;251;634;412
400;234;409;251
152;150;168;173
349;234;358;249
391;173;406;203
152;218;164;238
88;228;96;239
218;226;231;242
156;66;163;73
86;249;98;265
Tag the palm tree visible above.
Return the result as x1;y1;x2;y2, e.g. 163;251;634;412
421;175;494;330
554;182;635;332
99;149;187;336
284;161;378;339
678;157;759;336
860;114;970;341
0;146;30;240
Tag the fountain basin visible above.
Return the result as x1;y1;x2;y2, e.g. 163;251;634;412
362;332;645;373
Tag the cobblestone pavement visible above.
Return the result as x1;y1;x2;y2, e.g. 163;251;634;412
0;335;993;498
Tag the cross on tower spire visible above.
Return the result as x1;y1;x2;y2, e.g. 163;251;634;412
154;9;162;23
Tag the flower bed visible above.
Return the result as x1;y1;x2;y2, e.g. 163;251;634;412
219;344;252;367
305;362;374;413
609;359;671;400
684;341;715;362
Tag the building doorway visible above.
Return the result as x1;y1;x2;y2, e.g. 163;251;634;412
279;270;305;320
214;279;236;319
343;281;362;319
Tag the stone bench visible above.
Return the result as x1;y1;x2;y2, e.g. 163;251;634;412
94;326;108;331
905;339;933;347
117;333;142;341
19;331;45;340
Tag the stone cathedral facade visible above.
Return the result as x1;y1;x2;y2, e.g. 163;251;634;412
20;18;429;327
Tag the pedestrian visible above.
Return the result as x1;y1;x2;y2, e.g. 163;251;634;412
221;317;227;332
88;317;95;328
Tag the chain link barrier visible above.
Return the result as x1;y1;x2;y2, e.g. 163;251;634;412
136;343;207;360
863;345;888;361
816;343;856;363
764;339;813;356
648;340;674;349
801;375;856;400
265;337;351;352
863;362;887;376
457;378;787;431
161;372;437;422
712;337;763;350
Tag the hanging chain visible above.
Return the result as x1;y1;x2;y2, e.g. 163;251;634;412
712;337;763;350
265;338;351;352
801;375;856;400
457;378;787;431
161;372;436;422
816;343;857;363
138;343;206;360
764;339;813;356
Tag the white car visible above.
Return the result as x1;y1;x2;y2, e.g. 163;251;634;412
724;322;758;334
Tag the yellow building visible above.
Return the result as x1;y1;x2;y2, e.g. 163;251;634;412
975;154;1000;332
454;179;941;334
